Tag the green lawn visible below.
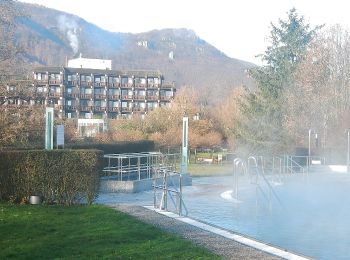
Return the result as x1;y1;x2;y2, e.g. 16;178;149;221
0;203;219;259
188;163;232;177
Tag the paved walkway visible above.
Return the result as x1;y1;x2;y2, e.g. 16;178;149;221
110;204;283;260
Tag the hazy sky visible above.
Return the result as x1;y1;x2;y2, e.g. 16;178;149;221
19;0;350;64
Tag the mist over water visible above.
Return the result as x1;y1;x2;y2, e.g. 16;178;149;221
97;171;350;259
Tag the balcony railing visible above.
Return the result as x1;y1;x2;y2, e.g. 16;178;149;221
121;107;132;112
121;95;133;100
133;107;146;112
48;92;61;98
34;79;48;84
146;95;158;100
94;82;107;87
94;94;107;99
134;95;146;100
108;82;120;88
66;105;77;111
108;107;119;112
108;94;120;100
65;93;80;98
160;96;172;100
120;83;132;88
94;106;107;112
80;106;93;111
135;83;146;88
80;94;93;99
67;80;78;86
49;80;62;85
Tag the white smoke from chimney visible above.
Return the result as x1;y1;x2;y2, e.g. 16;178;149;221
57;15;79;55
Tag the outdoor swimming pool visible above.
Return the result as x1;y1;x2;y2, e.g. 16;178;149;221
98;170;350;259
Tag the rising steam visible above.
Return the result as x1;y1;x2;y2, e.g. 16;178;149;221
57;15;79;55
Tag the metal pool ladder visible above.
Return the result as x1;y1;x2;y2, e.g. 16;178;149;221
247;156;284;209
153;168;188;216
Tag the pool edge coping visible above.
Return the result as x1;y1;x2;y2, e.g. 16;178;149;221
143;206;312;260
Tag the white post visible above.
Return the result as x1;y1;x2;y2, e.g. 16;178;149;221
181;117;189;175
347;130;350;173
45;107;54;150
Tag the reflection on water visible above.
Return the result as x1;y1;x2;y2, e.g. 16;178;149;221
97;172;350;260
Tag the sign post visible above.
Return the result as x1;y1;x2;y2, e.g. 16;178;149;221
45;107;54;150
56;124;64;149
181;117;188;175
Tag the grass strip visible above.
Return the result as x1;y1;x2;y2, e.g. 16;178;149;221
0;203;219;259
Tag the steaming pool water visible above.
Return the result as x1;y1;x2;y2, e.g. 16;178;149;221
98;170;350;259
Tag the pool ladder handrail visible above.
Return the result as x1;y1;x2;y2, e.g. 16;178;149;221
233;158;247;200
248;156;283;208
153;168;188;216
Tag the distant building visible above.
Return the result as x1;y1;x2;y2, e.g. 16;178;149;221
67;54;112;70
32;66;175;120
1;58;176;136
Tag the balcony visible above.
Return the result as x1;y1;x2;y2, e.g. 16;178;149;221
135;83;146;88
80;94;93;99
49;80;62;85
108;107;119;112
133;107;146;112
66;105;77;111
120;83;132;88
94;94;107;100
80;106;93;112
121;107;132;112
160;96;172;101
134;95;146;101
93;106;107;112
80;81;93;87
121;95;133;100
147;83;159;89
67;80;78;86
94;82;107;87
48;92;62;98
146;95;158;101
34;79;48;85
108;94;120;100
108;82;120;88
65;92;80;98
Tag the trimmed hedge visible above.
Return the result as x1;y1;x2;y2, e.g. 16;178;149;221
66;140;155;154
0;149;103;205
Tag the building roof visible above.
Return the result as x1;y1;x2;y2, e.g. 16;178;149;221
34;66;163;78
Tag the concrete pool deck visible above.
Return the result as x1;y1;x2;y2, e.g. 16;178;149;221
109;204;310;260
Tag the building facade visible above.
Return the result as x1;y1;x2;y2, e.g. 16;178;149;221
32;66;175;119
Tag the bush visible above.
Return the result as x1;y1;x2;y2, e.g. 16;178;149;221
0;149;103;205
66;140;155;154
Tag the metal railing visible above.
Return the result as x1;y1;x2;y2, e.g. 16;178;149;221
102;152;181;181
233;158;247;200
247;156;283;209
153;168;188;216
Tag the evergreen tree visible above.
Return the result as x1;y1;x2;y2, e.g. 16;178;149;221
238;8;319;154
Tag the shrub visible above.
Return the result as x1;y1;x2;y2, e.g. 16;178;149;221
0;149;103;205
66;140;155;154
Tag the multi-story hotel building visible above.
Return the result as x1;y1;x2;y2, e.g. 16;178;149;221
32;65;175;120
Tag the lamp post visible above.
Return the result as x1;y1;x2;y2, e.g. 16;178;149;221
308;129;312;167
